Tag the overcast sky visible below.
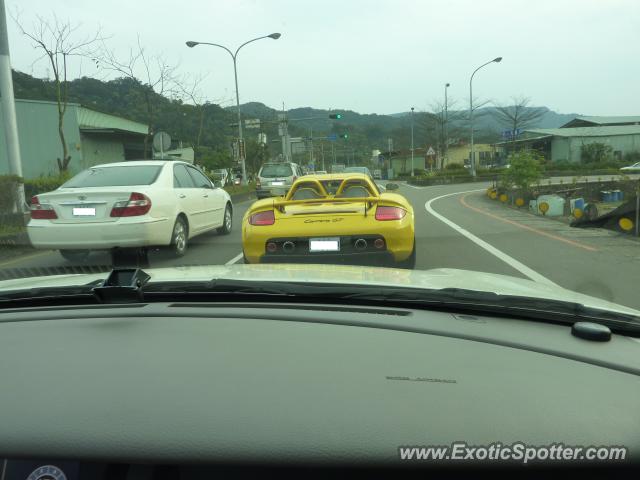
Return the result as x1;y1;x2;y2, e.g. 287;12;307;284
6;0;640;115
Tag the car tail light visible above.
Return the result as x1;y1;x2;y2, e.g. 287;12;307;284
30;195;58;219
375;206;406;221
110;192;152;217
249;210;275;226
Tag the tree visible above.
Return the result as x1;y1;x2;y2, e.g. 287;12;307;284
14;14;103;172
500;150;544;192
580;142;613;164
419;98;468;169
492;96;546;154
174;73;234;165
97;36;177;158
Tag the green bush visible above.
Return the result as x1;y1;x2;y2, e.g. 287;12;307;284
500;151;544;192
24;173;72;201
623;150;640;163
444;163;467;171
580;142;613;164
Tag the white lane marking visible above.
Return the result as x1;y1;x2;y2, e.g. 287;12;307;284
425;189;558;286
405;183;425;189
377;183;386;191
225;252;244;265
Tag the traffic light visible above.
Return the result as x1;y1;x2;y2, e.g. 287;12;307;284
339;133;349;139
329;113;342;119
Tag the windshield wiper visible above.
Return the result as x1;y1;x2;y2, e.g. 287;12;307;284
1;272;638;335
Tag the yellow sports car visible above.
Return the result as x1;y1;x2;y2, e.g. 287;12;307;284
242;173;415;268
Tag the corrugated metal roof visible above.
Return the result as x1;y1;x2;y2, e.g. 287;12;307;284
570;115;640;125
77;107;148;135
526;125;640;137
16;98;81;107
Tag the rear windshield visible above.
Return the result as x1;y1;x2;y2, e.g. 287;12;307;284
62;165;163;188
260;164;293;178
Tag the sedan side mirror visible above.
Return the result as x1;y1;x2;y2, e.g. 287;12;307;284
385;183;399;191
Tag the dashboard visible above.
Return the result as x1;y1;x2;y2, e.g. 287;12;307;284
1;301;639;476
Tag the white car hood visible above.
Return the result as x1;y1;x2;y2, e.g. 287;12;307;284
0;263;638;317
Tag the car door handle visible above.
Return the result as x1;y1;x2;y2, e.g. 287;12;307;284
178;194;186;199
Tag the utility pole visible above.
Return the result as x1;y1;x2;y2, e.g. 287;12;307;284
0;0;25;212
410;107;415;177
469;57;502;177
309;124;313;166
444;82;450;169
320;143;325;171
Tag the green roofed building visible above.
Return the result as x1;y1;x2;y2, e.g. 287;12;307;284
0;99;149;179
494;116;640;164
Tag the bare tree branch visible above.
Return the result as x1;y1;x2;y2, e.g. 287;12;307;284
492;95;546;132
13;12;105;171
492;95;547;154
96;36;179;158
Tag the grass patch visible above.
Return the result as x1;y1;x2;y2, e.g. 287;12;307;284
0;224;25;237
224;182;256;195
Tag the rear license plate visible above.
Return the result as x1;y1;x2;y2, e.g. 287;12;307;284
72;207;96;216
309;237;340;252
271;181;284;186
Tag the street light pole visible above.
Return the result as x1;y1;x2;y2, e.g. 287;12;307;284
469;57;502;178
410;107;415;177
186;33;281;185
444;82;450;168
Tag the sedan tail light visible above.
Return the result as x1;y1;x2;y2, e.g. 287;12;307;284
375;206;406;221
110;192;152;217
249;210;275;226
30;195;58;219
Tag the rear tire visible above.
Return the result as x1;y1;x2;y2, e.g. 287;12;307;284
217;204;232;235
397;238;416;270
59;250;90;262
169;217;188;257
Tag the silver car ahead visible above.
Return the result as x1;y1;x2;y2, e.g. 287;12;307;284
256;162;303;199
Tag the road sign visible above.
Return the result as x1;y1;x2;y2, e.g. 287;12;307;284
327;133;338;141
244;119;261;129
501;128;522;139
426;146;436;156
153;131;171;152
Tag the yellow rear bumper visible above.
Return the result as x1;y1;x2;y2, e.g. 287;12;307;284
242;215;414;264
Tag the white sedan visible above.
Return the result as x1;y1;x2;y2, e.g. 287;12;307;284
27;161;233;261
620;161;640;173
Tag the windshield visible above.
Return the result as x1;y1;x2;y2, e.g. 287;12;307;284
61;166;162;188
260;164;293;178
1;0;639;322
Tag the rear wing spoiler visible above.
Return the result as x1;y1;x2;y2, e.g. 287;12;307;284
271;196;407;214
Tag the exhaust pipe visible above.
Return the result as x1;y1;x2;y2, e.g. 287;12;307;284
354;238;368;251
283;241;296;253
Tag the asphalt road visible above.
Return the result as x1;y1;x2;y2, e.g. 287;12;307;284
2;181;639;310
